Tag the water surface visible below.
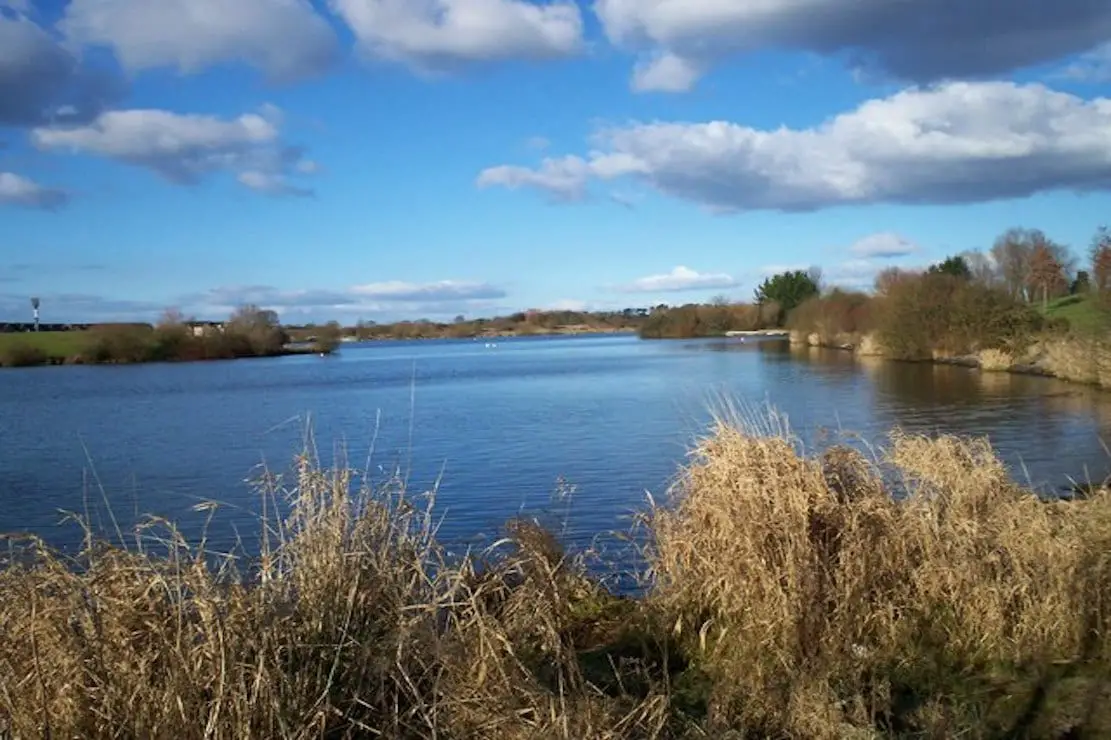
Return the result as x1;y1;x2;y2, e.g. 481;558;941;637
3;335;1109;556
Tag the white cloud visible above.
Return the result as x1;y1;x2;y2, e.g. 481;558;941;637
545;298;589;311
1058;42;1111;83
0;172;68;210
0;281;510;323
849;233;918;259
823;259;885;289
479;81;1111;212
31;106;316;195
185;280;508;317
0;12;122;126
60;0;337;81
615;266;737;293
594;0;1111;93
476;155;593;201
350;280;505;302
330;0;582;72
631;51;702;93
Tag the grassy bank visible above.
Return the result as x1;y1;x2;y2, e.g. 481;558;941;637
3;416;1109;738
0;307;337;368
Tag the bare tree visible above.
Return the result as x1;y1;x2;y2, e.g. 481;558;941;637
991;228;1037;301
874;266;918;296
1027;244;1068;309
1091;226;1111;293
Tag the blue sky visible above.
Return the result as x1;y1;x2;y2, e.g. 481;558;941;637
2;0;1111;323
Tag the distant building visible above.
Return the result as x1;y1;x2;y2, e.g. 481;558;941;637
185;320;225;337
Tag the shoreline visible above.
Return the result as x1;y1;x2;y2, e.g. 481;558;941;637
0;327;635;369
785;330;1107;387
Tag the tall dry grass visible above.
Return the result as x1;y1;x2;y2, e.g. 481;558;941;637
3;414;1111;738
0;458;672;739
648;411;1111;738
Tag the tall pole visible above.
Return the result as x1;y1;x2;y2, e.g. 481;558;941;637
31;297;40;332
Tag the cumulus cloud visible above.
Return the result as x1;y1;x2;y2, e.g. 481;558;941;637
631;52;702;93
0;172;69;209
479;81;1111;213
31;106;316;195
615;266;737;293
0;11;122;126
330;0;582;72
594;0;1111;92
849;233;918;259
60;0;338;81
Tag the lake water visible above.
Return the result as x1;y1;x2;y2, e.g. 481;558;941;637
3;334;1111;560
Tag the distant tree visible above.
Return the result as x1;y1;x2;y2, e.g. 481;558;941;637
754;269;820;325
874;266;918;297
991;228;1038;300
314;321;343;353
710;294;731;307
1072;270;1092;295
928;255;972;280
227;304;286;355
454;314;466;324
1027;244;1068;308
1090;226;1111;293
991;227;1073;302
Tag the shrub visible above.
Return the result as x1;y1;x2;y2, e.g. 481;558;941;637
787;289;873;338
873;273;1042;360
82;324;156;364
0;342;49;367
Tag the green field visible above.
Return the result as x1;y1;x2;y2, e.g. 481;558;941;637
1043;294;1111;334
0;330;90;359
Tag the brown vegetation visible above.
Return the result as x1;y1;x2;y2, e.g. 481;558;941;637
638;302;777;339
2;415;1110;738
314;309;646;342
0;341;49;368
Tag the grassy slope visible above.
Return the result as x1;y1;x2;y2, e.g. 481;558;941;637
0;330;89;358
1043;294;1111;334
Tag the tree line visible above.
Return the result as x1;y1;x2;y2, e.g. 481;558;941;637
641;225;1111;345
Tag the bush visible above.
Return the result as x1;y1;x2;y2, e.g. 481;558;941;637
873;273;1042;360
638;303;771;339
82;324;156;364
0;342;49;367
787;289;873;338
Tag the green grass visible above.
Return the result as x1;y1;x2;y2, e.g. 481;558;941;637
1043;294;1111;334
0;330;90;359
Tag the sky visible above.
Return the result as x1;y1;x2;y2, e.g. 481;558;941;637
2;0;1111;324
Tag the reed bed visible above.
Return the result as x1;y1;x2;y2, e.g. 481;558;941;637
2;413;1110;738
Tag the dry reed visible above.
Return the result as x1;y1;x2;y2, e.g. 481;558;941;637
3;412;1110;738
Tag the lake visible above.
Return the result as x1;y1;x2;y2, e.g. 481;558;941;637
3;334;1111;560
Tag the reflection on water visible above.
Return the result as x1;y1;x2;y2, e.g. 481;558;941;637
2;335;1110;556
